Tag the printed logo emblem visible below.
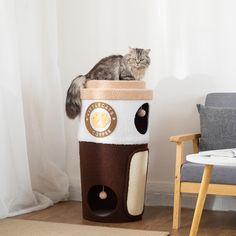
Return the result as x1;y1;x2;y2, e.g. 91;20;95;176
85;102;117;137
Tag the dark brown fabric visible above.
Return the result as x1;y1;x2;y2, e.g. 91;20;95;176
79;142;148;223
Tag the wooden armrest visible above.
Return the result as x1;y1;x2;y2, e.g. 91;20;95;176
169;133;201;143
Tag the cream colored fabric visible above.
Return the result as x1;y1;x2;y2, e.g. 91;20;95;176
0;219;169;236
81;80;152;100
86;80;146;89
127;151;149;216
80;88;153;100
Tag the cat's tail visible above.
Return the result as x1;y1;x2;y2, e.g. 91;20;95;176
65;75;86;119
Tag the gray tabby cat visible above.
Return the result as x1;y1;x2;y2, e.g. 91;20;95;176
66;47;150;119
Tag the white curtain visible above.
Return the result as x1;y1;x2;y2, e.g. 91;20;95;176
0;0;69;218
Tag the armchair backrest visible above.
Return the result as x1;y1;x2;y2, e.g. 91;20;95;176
205;93;236;108
199;93;236;151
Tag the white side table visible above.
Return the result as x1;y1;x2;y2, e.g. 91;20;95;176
186;154;236;236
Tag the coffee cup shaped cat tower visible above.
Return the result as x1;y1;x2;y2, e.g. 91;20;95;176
78;80;153;223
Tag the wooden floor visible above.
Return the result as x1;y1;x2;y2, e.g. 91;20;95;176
13;201;236;236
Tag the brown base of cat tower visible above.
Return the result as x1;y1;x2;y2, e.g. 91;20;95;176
78;80;153;223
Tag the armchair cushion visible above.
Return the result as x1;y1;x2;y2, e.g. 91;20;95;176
197;104;236;151
181;162;236;185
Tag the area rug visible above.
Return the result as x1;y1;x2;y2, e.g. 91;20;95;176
0;219;169;236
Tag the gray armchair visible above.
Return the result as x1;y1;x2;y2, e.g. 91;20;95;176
170;93;236;229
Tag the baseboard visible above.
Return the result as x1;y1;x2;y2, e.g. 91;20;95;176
69;180;236;211
145;181;236;211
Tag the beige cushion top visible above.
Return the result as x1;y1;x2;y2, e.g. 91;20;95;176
81;80;153;100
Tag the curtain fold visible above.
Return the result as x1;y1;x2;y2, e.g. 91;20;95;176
0;0;68;218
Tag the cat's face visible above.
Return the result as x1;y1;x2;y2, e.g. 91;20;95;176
126;48;151;69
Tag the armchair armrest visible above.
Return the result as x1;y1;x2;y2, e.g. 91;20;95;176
169;133;201;143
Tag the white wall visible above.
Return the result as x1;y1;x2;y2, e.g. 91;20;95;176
57;0;236;207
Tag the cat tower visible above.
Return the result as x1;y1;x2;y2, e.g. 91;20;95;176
78;80;153;222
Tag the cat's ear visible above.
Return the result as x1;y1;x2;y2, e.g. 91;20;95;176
145;48;151;54
128;46;133;53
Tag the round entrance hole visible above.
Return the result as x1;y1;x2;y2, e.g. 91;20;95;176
134;103;149;134
87;185;117;217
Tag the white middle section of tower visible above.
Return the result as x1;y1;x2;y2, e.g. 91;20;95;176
78;99;150;145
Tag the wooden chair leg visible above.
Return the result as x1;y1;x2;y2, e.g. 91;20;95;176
189;165;213;236
173;187;181;229
173;142;184;229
